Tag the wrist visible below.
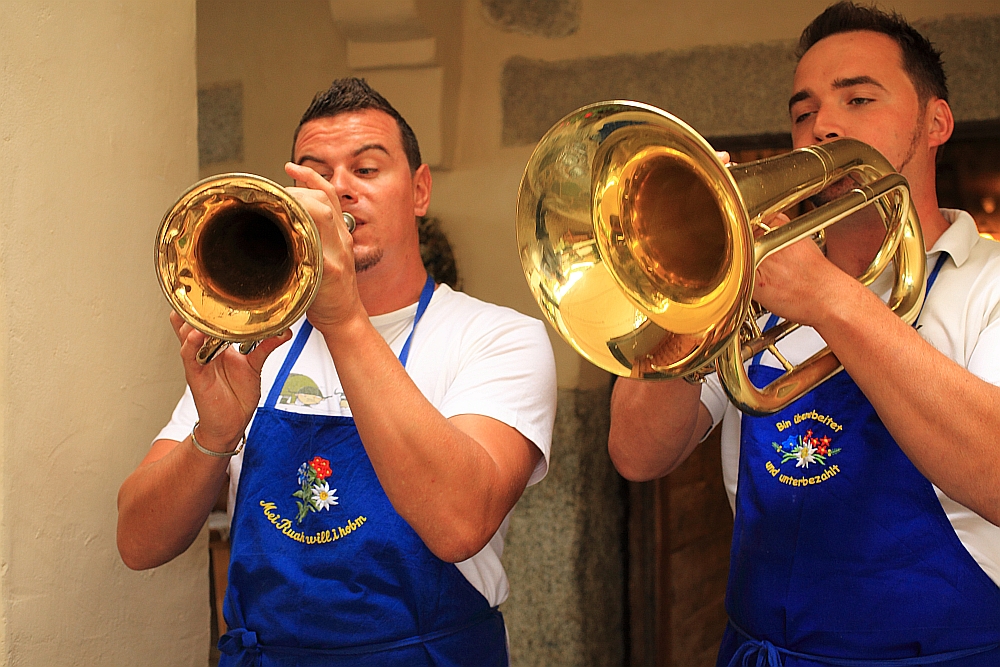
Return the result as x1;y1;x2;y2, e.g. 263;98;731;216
309;307;370;343
191;421;246;457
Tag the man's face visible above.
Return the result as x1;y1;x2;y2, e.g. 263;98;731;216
292;110;429;274
789;30;926;178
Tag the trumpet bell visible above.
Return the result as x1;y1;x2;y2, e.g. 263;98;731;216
155;173;323;355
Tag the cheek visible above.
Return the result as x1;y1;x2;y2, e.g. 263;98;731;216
790;122;815;149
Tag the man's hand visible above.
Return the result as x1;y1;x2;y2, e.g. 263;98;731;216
284;162;367;333
171;311;291;453
752;220;846;328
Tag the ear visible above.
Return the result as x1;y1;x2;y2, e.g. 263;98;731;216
926;98;954;149
412;163;432;217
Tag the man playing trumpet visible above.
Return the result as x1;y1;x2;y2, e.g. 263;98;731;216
118;78;557;666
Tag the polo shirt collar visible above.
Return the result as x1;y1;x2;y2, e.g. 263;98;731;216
929;208;979;268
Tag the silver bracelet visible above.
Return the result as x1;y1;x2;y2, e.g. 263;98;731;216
190;421;245;458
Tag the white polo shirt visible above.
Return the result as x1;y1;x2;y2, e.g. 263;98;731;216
701;209;1000;585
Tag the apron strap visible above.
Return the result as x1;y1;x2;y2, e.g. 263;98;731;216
264;320;315;408
219;607;502;659
264;274;436;408
398;274;435;368
914;251;948;327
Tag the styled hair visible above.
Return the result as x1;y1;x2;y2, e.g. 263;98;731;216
293;77;422;171
796;1;948;104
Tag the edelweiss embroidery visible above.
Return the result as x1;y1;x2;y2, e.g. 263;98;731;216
772;429;841;469
764;411;846;488
293;456;339;524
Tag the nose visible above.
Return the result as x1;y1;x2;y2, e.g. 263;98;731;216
812;107;843;143
328;168;357;207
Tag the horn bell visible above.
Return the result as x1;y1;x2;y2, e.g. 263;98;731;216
516;101;925;415
516;102;754;380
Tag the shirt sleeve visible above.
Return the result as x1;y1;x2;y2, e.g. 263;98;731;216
967;308;1000;387
435;315;558;487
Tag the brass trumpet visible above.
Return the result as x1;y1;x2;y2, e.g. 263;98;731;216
155;173;355;364
516;101;925;415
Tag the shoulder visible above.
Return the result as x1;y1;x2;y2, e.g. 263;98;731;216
424;285;550;343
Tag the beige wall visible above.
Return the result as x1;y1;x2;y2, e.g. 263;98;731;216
0;1;204;665
197;0;349;183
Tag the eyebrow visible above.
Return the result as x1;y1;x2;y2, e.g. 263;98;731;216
353;143;391;158
788;76;887;111
296;143;392;165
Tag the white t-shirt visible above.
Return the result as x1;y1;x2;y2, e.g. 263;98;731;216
156;283;558;606
701;209;1000;585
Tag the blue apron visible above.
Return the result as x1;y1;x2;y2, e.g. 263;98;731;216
719;255;1000;666
219;276;508;667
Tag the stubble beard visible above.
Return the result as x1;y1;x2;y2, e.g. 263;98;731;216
354;247;384;273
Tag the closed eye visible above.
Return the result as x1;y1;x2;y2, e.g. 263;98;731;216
792;109;815;125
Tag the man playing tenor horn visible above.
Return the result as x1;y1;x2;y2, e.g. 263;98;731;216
610;3;1000;665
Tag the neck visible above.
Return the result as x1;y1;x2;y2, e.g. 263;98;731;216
356;253;429;316
907;168;950;251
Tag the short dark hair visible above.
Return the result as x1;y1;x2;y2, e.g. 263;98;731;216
796;2;948;104
293;77;422;171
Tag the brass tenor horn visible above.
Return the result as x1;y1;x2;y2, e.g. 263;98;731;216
516;101;925;415
155;173;355;364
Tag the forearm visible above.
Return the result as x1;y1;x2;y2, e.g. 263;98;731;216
608;377;710;480
322;315;532;561
816;280;1000;524
116;436;232;570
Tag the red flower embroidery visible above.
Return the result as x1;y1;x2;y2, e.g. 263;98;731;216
310;456;332;480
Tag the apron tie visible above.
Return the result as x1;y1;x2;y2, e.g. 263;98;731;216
727;631;784;667
218;627;261;667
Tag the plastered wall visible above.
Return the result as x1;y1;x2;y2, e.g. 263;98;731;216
0;1;203;665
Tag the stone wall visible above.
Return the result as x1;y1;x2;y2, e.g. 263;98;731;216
501;385;627;667
501;14;1000;147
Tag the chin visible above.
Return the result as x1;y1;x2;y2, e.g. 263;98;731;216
354;248;384;273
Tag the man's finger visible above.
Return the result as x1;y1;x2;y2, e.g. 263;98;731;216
285;162;341;213
246;329;293;374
